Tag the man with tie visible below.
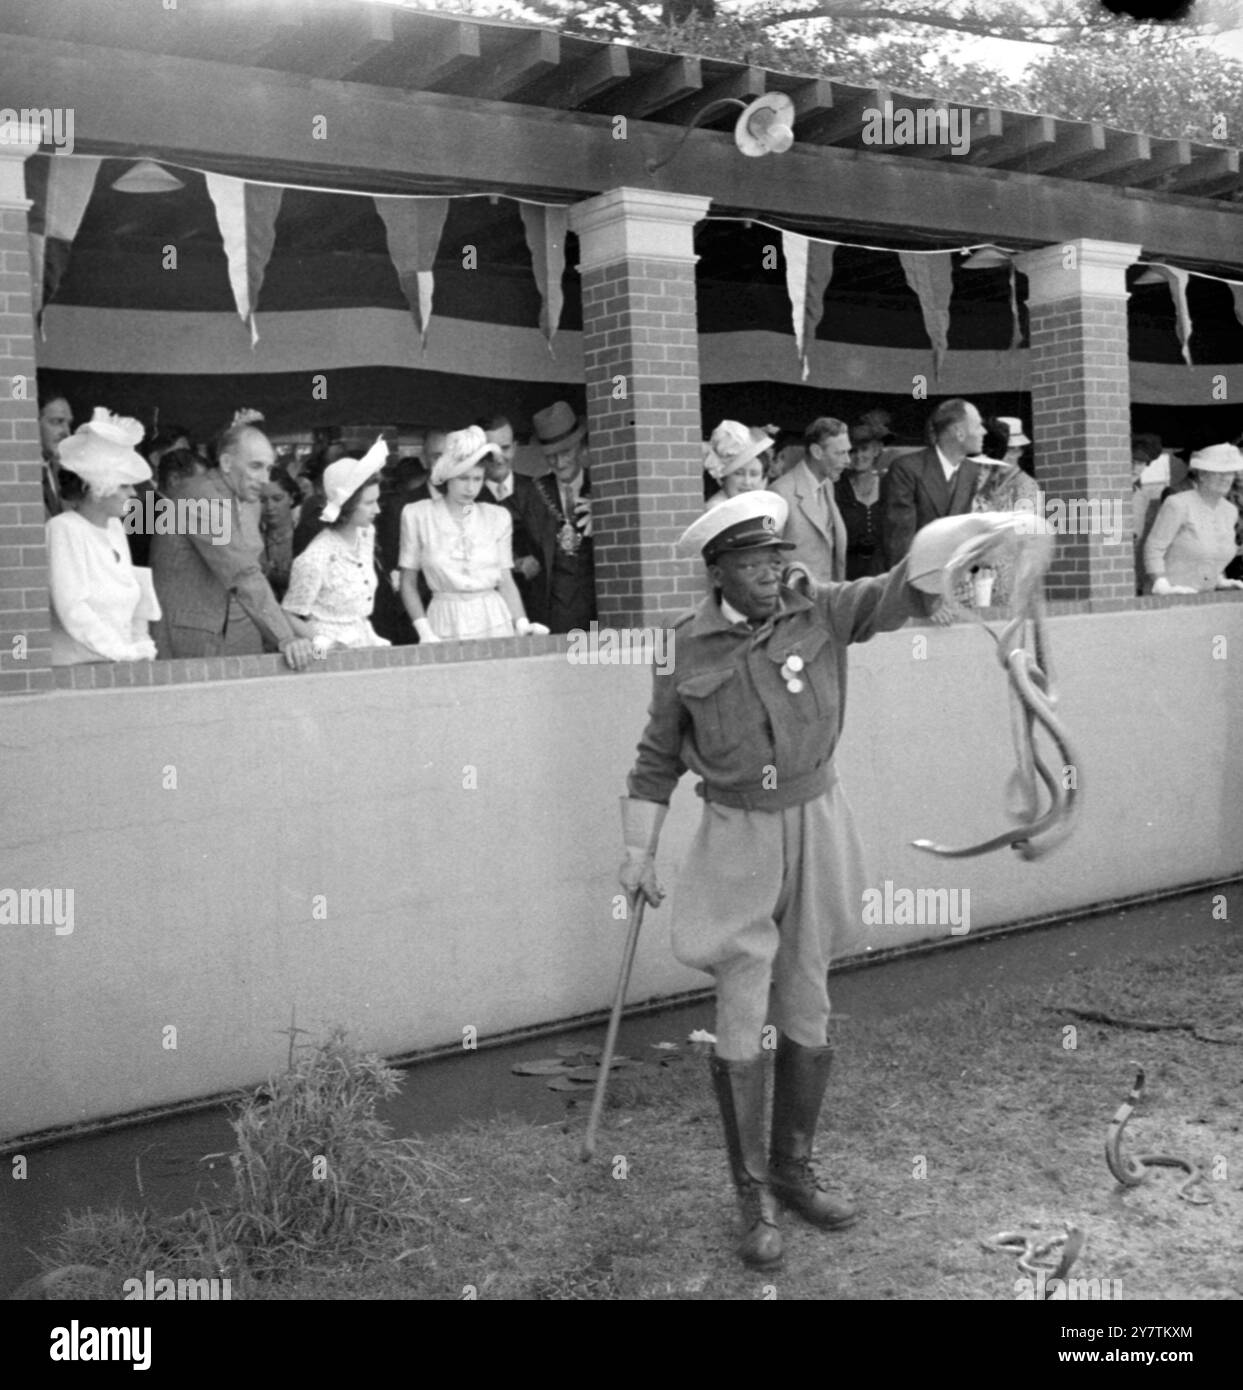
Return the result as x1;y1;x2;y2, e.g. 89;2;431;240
768;417;851;582
881;398;985;566
528;401;597;633
477;413;544;620
39;392;74;516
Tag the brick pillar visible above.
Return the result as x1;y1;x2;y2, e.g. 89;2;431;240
1015;238;1141;602
569;187;710;627
0;133;51;694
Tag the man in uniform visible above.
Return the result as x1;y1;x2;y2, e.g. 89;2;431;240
618;491;1020;1268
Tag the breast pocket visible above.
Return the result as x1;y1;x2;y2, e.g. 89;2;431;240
676;667;744;757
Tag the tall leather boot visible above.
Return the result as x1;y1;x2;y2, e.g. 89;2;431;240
769;1035;858;1229
709;1054;783;1269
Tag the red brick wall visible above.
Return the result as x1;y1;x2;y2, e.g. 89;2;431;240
580;256;703;627
1027;293;1134;603
0;203;50;694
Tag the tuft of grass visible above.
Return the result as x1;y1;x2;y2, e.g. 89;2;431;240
35;1028;447;1295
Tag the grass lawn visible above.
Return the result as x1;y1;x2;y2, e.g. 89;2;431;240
35;934;1241;1301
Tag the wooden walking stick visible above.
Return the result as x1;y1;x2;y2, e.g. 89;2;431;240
580;891;646;1162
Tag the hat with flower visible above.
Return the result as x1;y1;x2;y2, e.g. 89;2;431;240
57;408;151;497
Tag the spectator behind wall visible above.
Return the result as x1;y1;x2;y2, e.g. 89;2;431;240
769;416;850;582
702;420;773;508
46;409;161;665
149;415;318;670
282;439;392;650
1143;443;1243;595
835;420;886;579
38;388;75;517
880;398;985;565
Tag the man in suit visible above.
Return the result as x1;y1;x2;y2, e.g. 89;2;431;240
150;419;316;670
881;398;985;565
39;392;74;516
527;401;596;633
769;417;851;583
477;413;544;619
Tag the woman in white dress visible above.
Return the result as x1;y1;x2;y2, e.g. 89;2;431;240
282;437;392;650
1144;443;1243;594
399;425;548;643
703;420;773;509
46;408;161;665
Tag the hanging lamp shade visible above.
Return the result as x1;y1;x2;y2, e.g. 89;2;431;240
112;160;185;194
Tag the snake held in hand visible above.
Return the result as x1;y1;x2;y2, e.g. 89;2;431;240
1105;1065;1210;1204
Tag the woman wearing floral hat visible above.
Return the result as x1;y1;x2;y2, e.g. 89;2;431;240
703;420;774;508
46;408;161;665
281;437;392;651
398;425;550;642
1144;443;1243;594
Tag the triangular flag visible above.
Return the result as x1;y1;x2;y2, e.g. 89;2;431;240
1230;282;1243;332
899;251;954;381
205;174;283;347
518;202;569;354
375;197;450;350
782;231;835;380
28;155;101;338
1145;264;1194;366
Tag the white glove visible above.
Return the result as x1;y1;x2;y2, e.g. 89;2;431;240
907;512;1032;595
574;497;593;539
619;797;668;909
781;561;818;597
1151;577;1197;596
125;638;158;662
1214;577;1243;590
414;617;442;643
515;617;550;636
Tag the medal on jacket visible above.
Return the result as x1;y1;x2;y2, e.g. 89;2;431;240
558;520;581;555
781;653;805;694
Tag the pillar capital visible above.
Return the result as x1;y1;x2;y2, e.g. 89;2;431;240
1015;238;1142;305
0;125;46;208
569;186;711;272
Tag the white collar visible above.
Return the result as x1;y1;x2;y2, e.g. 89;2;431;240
935;444;960;479
720;595;751;626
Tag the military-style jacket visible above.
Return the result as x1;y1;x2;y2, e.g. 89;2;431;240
627;560;920;811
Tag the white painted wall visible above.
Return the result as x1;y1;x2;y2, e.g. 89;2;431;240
3;600;1241;1140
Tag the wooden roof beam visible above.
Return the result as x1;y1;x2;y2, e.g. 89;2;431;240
347;18;481;89
1167;146;1243;196
448;29;561;102
1126;138;1193;188
804;84;891;146
967;114;1056;168
253;2;396;81
513;43;630;110
996;120;1105;175
658;67;766;127
609;56;703;119
788;78;833;137
863;101;990;160
1058;130;1151;183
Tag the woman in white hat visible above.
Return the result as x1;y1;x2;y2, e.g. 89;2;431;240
46;408;161;665
281;436;392;650
398;425;549;642
1143;443;1243;594
704;421;773;508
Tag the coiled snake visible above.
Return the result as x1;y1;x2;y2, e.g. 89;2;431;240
913;519;1079;861
1106;1065;1210;1204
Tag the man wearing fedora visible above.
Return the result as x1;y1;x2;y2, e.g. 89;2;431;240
769;416;851;582
618;491;1023;1269
151;416;317;670
881;398;985;566
528;400;597;633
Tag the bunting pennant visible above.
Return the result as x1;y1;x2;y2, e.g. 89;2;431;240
1146;264;1194;366
29;155;101;339
899;250;954;381
782;231;835;380
1231;283;1243;333
205;174;283;347
375;197;451;350
518;202;569;353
